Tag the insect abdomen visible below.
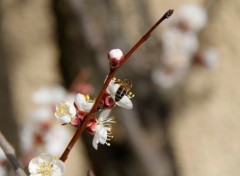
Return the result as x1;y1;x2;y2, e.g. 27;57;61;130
115;86;126;102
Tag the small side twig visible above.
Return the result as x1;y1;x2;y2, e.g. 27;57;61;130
0;131;27;176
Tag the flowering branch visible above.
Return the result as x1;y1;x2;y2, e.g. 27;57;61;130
59;9;174;162
0;131;27;176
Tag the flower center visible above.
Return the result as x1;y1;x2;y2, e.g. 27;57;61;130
97;117;116;145
36;162;58;176
84;94;95;103
56;101;70;116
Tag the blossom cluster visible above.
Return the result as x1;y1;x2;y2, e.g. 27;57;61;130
27;49;134;175
53;49;134;151
152;4;218;89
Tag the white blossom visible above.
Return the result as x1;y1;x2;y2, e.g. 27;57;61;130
55;101;77;124
28;153;64;176
106;79;133;109
92;109;115;150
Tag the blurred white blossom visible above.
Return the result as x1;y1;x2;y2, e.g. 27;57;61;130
201;49;218;69
175;4;207;32
21;85;72;157
21;117;71;156
161;27;198;59
152;4;218;89
0;166;7;176
32;86;66;105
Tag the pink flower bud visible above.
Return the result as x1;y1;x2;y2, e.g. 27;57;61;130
98;93;116;110
104;95;115;109
71;118;81;126
87;119;97;135
108;49;124;70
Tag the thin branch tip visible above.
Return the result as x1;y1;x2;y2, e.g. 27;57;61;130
165;9;174;18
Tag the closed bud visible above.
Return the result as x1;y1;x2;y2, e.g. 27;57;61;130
108;49;124;70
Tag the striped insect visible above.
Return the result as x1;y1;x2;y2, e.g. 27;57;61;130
106;78;135;109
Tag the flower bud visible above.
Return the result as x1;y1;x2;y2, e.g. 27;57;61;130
104;95;115;109
87;119;97;135
108;49;124;70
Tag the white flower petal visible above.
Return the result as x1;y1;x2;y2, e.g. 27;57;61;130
75;93;94;112
99;109;111;121
52;160;65;175
28;157;41;173
82;102;94;112
92;135;99;150
116;95;133;109
74;93;86;110
58;115;71;124
68;103;77;116
97;128;108;144
39;153;54;163
106;80;119;96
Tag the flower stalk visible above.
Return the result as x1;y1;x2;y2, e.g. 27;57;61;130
59;9;174;162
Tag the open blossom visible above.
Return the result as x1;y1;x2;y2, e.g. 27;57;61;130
92;109;115;150
55;101;77;124
28;153;64;176
106;79;133;109
68;93;95;126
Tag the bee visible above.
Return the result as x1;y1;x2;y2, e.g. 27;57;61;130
114;78;135;102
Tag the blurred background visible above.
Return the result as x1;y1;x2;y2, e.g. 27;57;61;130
0;0;240;176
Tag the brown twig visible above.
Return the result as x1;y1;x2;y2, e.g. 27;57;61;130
60;9;174;162
0;131;27;176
